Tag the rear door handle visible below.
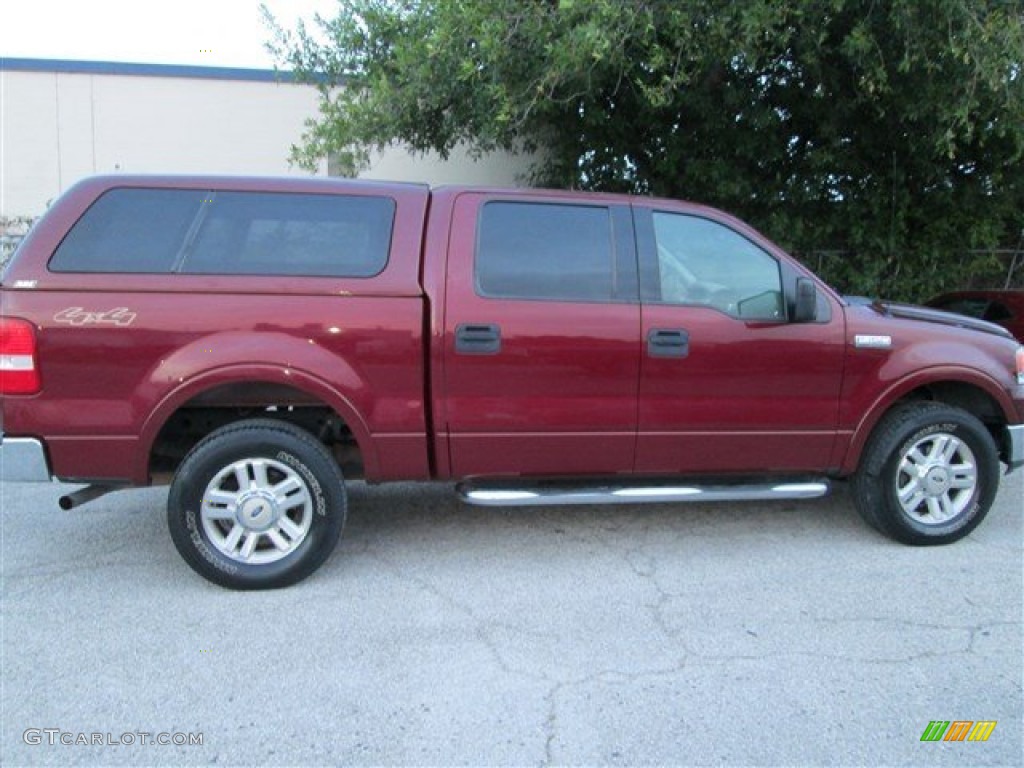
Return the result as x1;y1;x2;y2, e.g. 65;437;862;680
647;328;689;358
455;323;501;355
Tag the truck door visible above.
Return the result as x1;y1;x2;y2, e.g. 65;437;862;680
633;203;846;474
442;193;641;477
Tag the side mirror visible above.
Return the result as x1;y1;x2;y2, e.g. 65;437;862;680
793;277;817;323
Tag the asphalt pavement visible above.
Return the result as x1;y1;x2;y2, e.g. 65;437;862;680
1;472;1021;766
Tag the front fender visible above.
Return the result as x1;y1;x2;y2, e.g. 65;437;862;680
840;364;1017;475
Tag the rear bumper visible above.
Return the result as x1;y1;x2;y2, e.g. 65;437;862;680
0;433;52;482
1007;424;1024;472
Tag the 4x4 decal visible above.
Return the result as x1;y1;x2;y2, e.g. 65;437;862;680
54;307;137;326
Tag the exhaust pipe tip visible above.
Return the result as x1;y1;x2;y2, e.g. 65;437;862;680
59;485;116;511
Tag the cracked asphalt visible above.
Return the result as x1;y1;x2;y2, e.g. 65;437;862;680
2;473;1021;766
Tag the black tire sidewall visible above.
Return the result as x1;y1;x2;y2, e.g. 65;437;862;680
872;408;998;544
168;423;346;589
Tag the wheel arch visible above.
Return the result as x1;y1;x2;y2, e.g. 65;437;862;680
137;365;377;484
841;370;1015;474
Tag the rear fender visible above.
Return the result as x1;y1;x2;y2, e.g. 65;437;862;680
136;333;376;482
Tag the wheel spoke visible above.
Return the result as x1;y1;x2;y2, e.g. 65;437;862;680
267;529;290;551
202;489;239;519
905;447;928;468
898;477;922;504
949;464;976;490
278;488;311;512
240;531;260;559
273;475;302;497
937;493;956;521
925;496;943;519
903;490;926;512
924;435;947;463
223;524;244;553
272;476;310;510
278;515;303;540
938;436;960;464
233;464;250;491
251;460;270;491
205;488;240;506
201;505;236;521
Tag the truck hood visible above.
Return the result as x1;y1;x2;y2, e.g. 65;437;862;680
863;299;1014;340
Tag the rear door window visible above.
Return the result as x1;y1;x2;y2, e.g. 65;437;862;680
476;202;617;301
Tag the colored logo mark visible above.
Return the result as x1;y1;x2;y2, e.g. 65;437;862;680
920;720;996;742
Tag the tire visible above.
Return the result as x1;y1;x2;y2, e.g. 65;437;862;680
167;418;346;589
852;402;1000;545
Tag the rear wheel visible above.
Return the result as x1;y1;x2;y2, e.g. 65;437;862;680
852;403;1000;545
168;418;346;589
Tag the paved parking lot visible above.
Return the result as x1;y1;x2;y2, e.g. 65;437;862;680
2;473;1021;766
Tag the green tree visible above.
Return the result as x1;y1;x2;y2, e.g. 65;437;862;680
265;0;1024;299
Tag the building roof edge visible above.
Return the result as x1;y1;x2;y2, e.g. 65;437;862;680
0;56;321;83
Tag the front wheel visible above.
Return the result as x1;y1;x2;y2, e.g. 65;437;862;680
852;403;1000;545
168;419;346;589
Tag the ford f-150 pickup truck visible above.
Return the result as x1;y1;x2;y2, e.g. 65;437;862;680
2;175;1022;589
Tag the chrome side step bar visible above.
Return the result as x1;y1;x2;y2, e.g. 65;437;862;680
458;479;830;507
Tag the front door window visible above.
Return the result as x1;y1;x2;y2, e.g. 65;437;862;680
652;212;784;321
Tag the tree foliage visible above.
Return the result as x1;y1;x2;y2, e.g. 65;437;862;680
265;0;1024;299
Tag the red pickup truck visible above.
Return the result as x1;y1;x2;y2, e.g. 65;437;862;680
2;175;1022;589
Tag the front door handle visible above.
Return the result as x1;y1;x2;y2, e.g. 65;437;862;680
647;328;689;358
455;323;502;355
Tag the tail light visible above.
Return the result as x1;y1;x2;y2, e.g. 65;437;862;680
1017;346;1024;386
0;318;41;394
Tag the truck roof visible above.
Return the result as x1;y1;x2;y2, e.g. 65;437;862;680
63;174;431;196
69;174;650;205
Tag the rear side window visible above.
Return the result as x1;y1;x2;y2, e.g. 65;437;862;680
476;202;615;301
185;192;394;277
50;188;395;277
50;189;203;273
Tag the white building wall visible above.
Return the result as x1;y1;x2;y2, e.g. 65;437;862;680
2;71;62;214
362;144;530;187
54;74;96;186
1;64;528;217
